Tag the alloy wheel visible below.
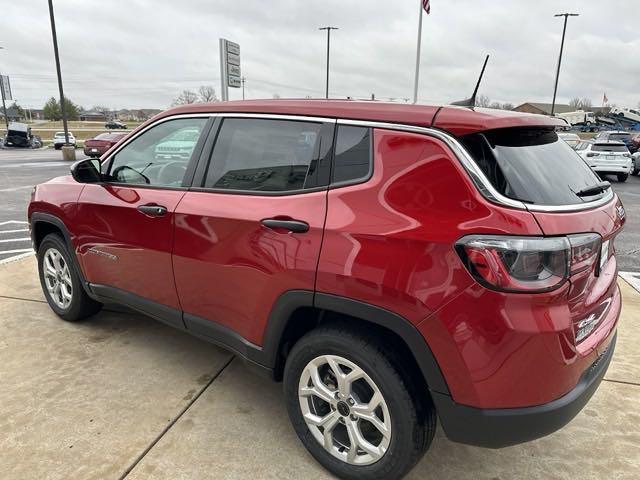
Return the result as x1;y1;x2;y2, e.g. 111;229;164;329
43;247;73;309
298;354;392;466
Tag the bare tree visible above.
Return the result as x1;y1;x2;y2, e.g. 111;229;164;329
92;105;111;116
475;94;491;108
489;102;502;109
198;85;218;103
501;102;514;110
569;97;582;109
580;97;592;109
272;93;281;99
172;90;199;106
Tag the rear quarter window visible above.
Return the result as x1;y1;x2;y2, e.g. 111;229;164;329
461;128;604;206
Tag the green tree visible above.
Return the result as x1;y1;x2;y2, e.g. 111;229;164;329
42;97;80;120
9;102;25;118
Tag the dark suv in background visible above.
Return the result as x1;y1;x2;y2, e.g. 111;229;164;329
29;100;623;480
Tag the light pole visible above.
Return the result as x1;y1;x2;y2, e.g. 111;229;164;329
0;46;8;133
319;26;338;99
48;0;72;154
551;13;579;116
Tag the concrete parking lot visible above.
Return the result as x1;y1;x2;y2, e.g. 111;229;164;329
1;148;639;479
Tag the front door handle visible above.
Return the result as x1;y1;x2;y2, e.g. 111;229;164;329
261;218;309;233
137;204;168;217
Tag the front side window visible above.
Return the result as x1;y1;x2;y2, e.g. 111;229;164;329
204;118;322;192
107;117;207;187
332;126;372;184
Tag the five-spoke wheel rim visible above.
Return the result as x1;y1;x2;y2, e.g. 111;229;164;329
43;248;73;309
298;355;391;466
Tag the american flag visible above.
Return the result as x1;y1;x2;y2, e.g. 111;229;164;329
422;0;431;14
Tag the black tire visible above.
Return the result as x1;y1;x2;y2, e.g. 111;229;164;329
54;144;60;150
37;233;102;321
284;325;436;480
633;168;639;176
617;173;629;182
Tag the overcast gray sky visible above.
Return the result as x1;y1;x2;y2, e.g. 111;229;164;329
1;0;638;110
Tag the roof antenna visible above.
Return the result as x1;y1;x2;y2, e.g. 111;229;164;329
451;54;490;107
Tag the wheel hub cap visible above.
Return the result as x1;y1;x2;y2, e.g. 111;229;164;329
337;401;350;417
42;247;73;309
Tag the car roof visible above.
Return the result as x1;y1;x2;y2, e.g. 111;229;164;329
159;99;564;137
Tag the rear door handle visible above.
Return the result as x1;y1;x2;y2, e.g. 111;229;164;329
261;218;309;233
137;204;168;217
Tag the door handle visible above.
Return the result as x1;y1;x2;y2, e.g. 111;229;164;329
261;218;309;233
137;204;168;217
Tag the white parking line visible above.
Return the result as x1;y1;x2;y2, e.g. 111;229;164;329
0;221;28;226
0;229;29;234
0;237;31;243
0;186;34;193
619;271;640;294
0;251;34;265
0;248;33;255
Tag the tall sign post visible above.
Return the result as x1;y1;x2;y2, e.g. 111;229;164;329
219;39;241;101
0;74;11;132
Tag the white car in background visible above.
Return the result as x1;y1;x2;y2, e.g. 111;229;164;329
52;131;76;149
632;151;640;176
575;140;632;182
558;132;581;148
610;107;640;123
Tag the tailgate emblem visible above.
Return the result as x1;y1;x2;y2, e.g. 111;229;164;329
616;205;625;220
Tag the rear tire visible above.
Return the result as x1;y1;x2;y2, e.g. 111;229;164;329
37;233;102;321
617;173;629;182
284;325;436;480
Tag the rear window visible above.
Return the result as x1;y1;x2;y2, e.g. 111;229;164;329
592;143;628;152
461;128;604;206
609;133;631;142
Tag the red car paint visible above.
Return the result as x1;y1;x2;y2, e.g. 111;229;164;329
28;100;622;416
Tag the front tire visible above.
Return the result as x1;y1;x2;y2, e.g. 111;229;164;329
617;173;629;182
284;325;436;480
37;233;102;321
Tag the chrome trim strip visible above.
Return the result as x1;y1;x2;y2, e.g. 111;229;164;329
337;118;615;213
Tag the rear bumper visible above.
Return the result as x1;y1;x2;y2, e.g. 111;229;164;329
433;332;616;448
591;165;631;174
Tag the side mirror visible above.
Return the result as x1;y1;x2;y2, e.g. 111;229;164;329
70;158;102;183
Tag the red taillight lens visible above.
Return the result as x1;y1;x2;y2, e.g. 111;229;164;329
456;236;570;292
568;233;601;274
457;234;603;293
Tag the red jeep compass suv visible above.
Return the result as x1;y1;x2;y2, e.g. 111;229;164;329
29;100;623;480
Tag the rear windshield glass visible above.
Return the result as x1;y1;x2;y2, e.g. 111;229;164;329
592;144;628;152
609;133;631;141
461;128;604;205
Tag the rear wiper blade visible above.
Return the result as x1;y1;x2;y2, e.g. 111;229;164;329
575;181;611;197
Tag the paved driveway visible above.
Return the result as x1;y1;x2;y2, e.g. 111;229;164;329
1;257;639;480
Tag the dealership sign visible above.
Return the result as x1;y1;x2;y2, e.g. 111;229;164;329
219;39;241;100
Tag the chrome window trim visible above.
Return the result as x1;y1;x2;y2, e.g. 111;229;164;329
103;112;615;212
337;118;615;213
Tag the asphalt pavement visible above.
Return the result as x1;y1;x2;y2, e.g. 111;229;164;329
0;148;639;272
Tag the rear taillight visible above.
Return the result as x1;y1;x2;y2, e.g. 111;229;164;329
586;152;599;157
456;234;602;293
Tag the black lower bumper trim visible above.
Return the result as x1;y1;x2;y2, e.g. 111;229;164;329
433;333;616;448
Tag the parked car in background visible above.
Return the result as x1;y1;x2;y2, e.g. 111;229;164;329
594;130;637;153
632;151;640;176
105;120;127;129
575;140;632;182
83;132;128;158
52;131;76;149
29;101;624;480
154;127;201;159
610;107;640;124
558;132;581;148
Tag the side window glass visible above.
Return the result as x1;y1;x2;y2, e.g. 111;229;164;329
332;126;371;184
204;118;322;192
107;118;207;187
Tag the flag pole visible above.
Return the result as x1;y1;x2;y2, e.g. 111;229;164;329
412;1;424;104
